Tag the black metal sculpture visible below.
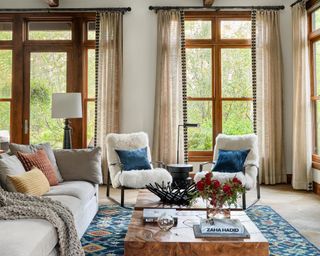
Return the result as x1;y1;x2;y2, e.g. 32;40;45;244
146;182;196;206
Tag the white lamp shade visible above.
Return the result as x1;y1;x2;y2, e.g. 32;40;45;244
52;93;83;119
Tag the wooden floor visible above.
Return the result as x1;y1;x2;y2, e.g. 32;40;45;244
99;184;320;249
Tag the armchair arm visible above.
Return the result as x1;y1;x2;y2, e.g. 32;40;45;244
110;162;124;172
150;161;166;168
199;161;215;172
244;163;259;169
243;163;259;175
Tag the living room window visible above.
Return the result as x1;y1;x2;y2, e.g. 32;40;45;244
0;14;96;149
309;4;320;168
185;12;253;162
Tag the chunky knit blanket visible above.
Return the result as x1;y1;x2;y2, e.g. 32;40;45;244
0;188;84;256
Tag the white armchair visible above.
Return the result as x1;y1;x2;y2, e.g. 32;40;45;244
194;134;260;209
106;132;172;206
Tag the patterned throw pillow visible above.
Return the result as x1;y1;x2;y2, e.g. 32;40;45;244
16;149;58;186
8;167;50;196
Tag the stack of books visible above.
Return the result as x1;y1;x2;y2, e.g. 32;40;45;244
193;218;250;238
142;208;177;224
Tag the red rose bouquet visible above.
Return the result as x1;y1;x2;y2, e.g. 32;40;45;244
193;172;246;218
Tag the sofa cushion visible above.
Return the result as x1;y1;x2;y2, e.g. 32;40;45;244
0;194;82;256
17;149;59;186
45;195;82;220
9;143;63;182
0;155;25;191
0;219;58;256
8;168;50;196
44;181;96;203
54;148;102;184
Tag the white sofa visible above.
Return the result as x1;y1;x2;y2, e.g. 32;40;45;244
0;147;102;256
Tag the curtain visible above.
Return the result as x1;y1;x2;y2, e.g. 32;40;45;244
95;12;123;184
256;10;286;184
152;10;185;164
292;2;313;190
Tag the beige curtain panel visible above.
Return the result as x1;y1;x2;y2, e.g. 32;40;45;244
292;2;313;190
96;12;123;184
152;10;184;164
256;10;286;184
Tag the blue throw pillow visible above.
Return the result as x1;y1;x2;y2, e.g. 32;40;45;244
115;147;152;171
213;149;250;173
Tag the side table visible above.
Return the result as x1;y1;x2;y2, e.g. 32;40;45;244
167;164;193;189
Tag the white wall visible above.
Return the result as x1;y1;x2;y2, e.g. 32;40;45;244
0;0;294;174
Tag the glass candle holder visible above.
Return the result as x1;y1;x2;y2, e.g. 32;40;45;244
157;212;174;231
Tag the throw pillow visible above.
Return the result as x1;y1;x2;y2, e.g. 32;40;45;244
53;147;102;184
213;149;250;173
8;167;50;196
16;149;59;186
0;155;26;192
9;142;63;182
115;147;152;171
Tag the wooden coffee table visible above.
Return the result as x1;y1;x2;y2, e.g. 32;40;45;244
124;210;269;256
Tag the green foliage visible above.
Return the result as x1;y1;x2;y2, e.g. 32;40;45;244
185;20;211;39
186;22;253;151
29;52;67;148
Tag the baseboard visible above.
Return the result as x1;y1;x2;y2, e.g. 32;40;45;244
287;174;292;185
313;182;320;195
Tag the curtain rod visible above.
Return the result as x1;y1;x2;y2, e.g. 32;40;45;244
0;7;132;13
149;5;285;11
290;0;303;7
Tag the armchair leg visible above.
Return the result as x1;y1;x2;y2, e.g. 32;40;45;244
121;187;125;207
106;169;110;197
242;191;246;210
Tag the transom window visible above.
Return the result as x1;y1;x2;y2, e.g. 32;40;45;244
185;12;253;162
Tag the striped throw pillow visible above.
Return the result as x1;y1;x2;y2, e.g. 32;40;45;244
17;149;58;186
8;167;50;196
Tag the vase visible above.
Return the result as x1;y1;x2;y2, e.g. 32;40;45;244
206;200;231;220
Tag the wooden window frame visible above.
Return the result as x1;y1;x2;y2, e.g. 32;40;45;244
308;3;320;169
83;19;95;146
186;11;252;162
0;12;96;148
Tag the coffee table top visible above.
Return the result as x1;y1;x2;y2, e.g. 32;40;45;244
124;210;269;256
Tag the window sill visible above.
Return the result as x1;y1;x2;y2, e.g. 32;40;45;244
188;151;213;162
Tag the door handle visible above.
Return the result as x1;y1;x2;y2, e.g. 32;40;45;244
24;120;29;135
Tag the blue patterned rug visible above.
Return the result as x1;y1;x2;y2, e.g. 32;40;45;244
81;205;320;256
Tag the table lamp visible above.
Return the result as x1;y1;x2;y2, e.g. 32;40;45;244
52;93;82;149
177;123;199;164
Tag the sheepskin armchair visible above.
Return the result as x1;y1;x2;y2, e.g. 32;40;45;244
194;134;260;209
106;132;172;189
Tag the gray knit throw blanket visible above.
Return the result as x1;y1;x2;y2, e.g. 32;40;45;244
0;188;85;256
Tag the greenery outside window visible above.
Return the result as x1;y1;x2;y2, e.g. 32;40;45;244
185;12;253;162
